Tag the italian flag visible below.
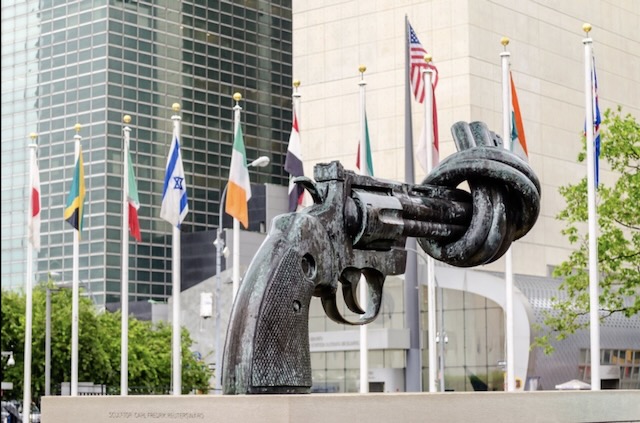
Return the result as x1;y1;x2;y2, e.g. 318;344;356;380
225;120;252;228
356;113;374;177
127;150;141;241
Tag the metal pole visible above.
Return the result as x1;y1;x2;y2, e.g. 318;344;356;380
214;182;229;394
358;65;369;394
583;23;600;391
121;116;131;396
500;38;516;392
437;285;446;392
171;109;182;396
24;140;37;415
403;246;440;394
45;287;51;397
423;56;437;393
71;124;82;397
403;15;421;393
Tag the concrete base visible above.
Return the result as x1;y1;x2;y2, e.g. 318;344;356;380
42;391;640;423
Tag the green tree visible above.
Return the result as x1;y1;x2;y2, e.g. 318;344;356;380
1;282;212;402
535;107;639;353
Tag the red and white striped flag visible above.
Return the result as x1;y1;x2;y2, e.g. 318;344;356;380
408;22;439;103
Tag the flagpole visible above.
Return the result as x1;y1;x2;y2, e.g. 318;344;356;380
232;93;242;301
404;15;421;393
24;133;38;417
422;55;438;393
292;81;302;206
171;103;182;396
121;115;132;396
71;123;82;397
357;65;370;394
500;37;516;392
582;23;600;391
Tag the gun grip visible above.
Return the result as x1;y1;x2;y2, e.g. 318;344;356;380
250;248;314;393
222;213;331;394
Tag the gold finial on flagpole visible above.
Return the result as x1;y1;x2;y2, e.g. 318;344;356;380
582;23;592;35
172;103;181;113
74;123;82;133
359;65;366;83
501;36;510;50
29;132;38;149
123;115;131;124
424;54;432;64
292;80;301;98
233;92;242;103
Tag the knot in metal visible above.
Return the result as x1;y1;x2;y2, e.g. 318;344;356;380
418;121;541;267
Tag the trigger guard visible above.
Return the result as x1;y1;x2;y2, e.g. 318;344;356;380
320;269;384;326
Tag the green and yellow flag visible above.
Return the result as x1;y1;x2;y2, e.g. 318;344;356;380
64;147;86;232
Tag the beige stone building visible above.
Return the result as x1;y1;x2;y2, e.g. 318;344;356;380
293;0;639;277
290;0;640;392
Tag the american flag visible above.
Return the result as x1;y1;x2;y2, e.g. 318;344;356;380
409;23;438;103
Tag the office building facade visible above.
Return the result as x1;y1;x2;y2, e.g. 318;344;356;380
1;0;293;305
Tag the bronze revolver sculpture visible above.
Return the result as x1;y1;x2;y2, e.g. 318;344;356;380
222;121;541;394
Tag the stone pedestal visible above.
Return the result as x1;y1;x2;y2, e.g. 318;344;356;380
41;390;639;423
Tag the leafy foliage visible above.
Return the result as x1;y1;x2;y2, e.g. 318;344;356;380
534;107;639;353
1;281;212;402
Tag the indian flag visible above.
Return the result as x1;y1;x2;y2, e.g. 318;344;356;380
510;71;528;161
225;119;251;228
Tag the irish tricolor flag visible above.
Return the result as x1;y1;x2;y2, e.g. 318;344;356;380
225;119;251;228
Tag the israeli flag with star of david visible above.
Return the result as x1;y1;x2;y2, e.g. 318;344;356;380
160;126;189;228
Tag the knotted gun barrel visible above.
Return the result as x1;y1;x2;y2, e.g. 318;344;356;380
222;121;541;394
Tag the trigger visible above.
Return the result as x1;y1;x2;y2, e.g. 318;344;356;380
359;269;384;322
293;176;322;204
340;269;365;315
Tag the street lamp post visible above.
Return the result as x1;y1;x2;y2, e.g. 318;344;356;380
213;155;269;393
1;351;15;367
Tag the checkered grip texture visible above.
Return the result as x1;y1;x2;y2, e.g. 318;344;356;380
251;249;314;389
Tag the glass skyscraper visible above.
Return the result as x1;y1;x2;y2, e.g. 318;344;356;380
1;0;293;305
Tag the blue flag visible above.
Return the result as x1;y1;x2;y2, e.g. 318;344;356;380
592;56;602;186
